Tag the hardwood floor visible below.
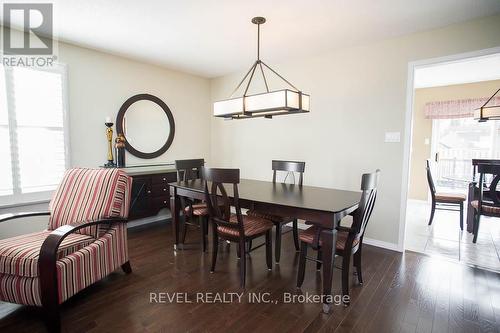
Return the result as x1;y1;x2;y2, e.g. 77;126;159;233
1;221;499;332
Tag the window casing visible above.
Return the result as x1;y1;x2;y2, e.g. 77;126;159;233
0;64;70;206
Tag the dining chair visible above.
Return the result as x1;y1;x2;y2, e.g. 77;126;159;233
296;170;380;305
426;159;465;229
203;167;273;288
246;160;305;263
471;163;500;243
175;158;209;251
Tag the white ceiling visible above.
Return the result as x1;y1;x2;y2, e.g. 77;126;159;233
414;53;500;88
2;0;500;78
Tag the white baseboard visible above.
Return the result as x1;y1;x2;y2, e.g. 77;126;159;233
132;214;401;253
294;220;401;253
363;237;401;252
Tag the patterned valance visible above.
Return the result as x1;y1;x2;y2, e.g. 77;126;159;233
424;96;500;119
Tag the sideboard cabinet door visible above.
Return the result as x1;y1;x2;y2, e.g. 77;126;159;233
129;176;151;219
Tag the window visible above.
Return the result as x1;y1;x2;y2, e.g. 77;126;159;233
0;64;69;206
431;117;500;190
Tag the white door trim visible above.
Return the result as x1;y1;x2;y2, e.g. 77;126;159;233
398;46;500;253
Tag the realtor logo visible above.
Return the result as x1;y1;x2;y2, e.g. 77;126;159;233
2;3;53;55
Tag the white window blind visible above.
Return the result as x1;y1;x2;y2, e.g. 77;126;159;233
0;64;69;206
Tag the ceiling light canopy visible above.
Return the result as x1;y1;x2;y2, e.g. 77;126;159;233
474;88;500;122
213;17;310;120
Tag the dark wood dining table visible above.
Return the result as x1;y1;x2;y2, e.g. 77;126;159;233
169;178;361;313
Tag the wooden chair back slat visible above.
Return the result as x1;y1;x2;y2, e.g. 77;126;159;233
203;167;244;236
477;163;500;208
426;160;436;198
175;159;205;181
352;170;380;238
271;160;305;185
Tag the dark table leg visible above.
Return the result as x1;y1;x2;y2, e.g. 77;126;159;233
466;182;475;233
170;186;181;250
321;228;337;314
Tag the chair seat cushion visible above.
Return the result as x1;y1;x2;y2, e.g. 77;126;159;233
246;210;292;224
0;231;94;277
0;224;128;306
217;214;273;238
184;203;209;216
435;192;466;203
471;200;500;215
299;226;359;251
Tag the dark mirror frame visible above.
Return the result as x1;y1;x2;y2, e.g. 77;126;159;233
116;93;175;159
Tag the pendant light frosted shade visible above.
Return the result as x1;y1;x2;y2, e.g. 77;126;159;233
474;106;500;121
213;17;310;120
474;88;500;122
214;89;310;118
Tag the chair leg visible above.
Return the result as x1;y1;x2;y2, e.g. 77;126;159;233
200;216;207;252
316;249;322;271
341;252;351;306
275;223;282;263
42;282;60;332
428;200;436;225
121;261;132;274
239;240;247;288
265;231;272;270
459;202;464;231
44;306;61;333
181;217;188;243
353;246;363;285
292;219;300;251
297;241;308;288
247;240;252;253
210;227;218;273
473;212;481;243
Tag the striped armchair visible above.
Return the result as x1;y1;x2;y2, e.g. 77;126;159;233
0;168;132;332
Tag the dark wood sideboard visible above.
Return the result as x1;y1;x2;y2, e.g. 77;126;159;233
124;166;177;220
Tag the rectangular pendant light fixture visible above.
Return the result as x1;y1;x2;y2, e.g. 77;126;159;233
214;89;310;118
213;17;310;120
474;88;500;122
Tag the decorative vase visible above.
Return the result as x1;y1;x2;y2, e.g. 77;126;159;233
115;133;126;167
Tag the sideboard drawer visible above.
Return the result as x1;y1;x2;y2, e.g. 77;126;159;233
151;184;169;197
151;197;169;210
152;172;177;185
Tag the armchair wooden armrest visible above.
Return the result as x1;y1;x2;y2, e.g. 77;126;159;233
40;218;128;260
0;211;50;223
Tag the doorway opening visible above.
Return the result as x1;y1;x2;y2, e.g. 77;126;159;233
403;50;500;272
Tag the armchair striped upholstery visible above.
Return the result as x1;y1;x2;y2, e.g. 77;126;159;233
0;168;132;331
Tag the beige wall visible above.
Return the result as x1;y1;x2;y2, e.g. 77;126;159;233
409;79;500;201
60;43;211;168
2;14;500;247
210;14;500;249
0;34;211;238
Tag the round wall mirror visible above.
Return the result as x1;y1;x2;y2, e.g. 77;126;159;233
116;94;175;159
